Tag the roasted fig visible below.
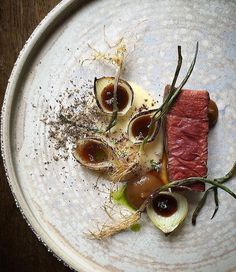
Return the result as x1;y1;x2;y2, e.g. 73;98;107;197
127;109;161;144
73;137;115;171
147;192;188;234
94;77;134;115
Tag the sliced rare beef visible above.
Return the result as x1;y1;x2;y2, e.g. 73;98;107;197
164;85;209;191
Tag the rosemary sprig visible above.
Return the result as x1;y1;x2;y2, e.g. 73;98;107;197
106;60;123;131
90;163;235;239
158;42;199;120
156;45;183;117
141;42;198;148
139;162;236;213
192;162;236;225
140;47;182;149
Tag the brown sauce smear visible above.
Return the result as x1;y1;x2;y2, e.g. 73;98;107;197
101;84;129;112
78;142;108;163
208;99;218;128
131;115;153;141
152;194;177;217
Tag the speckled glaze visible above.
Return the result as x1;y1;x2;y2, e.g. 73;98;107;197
1;0;236;271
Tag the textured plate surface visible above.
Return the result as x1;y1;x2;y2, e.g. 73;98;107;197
2;0;236;271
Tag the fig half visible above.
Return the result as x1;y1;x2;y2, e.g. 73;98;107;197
147;192;188;234
127;109;161;144
94;77;134;115
73;137;115;171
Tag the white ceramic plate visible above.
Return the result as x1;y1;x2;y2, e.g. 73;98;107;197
2;0;236;271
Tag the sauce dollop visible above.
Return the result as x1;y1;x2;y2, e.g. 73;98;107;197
152;194;178;217
101;84;129;112
131;115;154;141
125;171;164;209
208;99;218;128
77;141;108;163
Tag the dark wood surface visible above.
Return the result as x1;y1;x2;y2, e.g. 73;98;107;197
0;1;72;271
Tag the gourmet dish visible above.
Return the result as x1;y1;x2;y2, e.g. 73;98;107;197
45;35;236;240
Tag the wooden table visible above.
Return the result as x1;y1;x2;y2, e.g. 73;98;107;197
0;1;72;271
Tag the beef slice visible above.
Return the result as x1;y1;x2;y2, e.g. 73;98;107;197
164;85;209;191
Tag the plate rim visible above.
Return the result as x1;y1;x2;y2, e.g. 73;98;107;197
2;1;236;271
0;0;109;271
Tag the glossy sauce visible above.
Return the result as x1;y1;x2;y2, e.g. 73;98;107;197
101;84;129;112
152;194;177;217
131;115;154;141
78;142;108;163
125;171;164;209
208;99;218;128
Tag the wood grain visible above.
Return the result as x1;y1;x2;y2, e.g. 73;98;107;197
0;1;72;271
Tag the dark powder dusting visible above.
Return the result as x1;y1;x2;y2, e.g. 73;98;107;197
41;80;109;160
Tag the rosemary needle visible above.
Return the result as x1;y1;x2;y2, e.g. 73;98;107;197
211;188;219;220
192;191;209;226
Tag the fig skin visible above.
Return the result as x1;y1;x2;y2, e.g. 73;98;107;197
127;109;161;144
94;77;134;115
147;192;188;234
73;137;115;171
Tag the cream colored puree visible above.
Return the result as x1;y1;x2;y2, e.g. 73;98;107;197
104;82;164;172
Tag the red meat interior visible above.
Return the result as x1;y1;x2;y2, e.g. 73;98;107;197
164;85;209;191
